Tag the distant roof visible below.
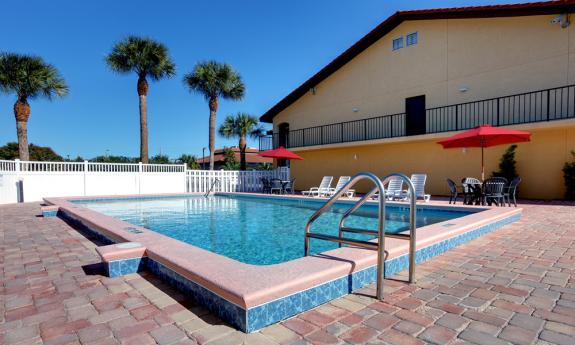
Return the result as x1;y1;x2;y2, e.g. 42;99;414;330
260;0;575;123
197;147;272;164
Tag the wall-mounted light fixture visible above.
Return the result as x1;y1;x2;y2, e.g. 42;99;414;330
309;87;317;95
352;107;359;113
551;14;570;28
459;86;469;93
462;148;467;154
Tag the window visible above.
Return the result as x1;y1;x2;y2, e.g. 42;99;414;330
406;32;418;46
392;37;403;51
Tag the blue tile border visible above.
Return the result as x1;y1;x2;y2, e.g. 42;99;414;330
145;258;247;331
243;212;521;332
107;257;147;278
42;210;58;217
56;206;520;333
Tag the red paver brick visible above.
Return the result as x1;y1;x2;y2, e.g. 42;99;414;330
115;319;158;339
283;318;318;336
41;319;91;340
305;329;339;344
418;325;457;344
427;300;465;315
299;310;336;326
363;313;400;330
491;299;534;314
395;310;434;327
130;304;161;320
340;326;378;344
379;329;425;345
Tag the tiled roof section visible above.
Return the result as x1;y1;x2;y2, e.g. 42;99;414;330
260;1;575;123
197;147;272;164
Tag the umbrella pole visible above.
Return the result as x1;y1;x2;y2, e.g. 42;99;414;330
481;146;485;181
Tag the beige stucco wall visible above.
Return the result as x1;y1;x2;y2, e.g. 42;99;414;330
270;14;575;199
273;15;575;130
289;121;575;200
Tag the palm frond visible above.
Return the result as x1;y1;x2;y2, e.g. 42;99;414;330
217;112;262;139
106;36;176;80
0;52;69;100
183;61;245;101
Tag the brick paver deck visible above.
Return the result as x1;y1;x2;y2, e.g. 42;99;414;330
1;201;574;344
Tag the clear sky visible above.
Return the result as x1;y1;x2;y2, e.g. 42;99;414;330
0;0;517;160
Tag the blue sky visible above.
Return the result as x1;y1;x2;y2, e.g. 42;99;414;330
0;0;516;160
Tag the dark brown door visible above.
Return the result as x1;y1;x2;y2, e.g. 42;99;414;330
405;95;426;136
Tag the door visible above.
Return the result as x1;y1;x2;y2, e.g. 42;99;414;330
405;95;426;136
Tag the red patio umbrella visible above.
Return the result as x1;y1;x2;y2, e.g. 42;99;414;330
257;146;304;160
437;125;531;180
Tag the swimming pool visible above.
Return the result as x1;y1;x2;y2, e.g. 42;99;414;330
73;194;476;265
47;192;521;332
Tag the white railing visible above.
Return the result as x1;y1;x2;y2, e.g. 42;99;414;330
0;160;16;171
186;167;290;193
0;159;187;204
0;159;289;204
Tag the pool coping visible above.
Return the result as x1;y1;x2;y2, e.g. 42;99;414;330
44;192;521;332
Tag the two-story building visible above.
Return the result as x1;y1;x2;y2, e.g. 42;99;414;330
260;1;575;199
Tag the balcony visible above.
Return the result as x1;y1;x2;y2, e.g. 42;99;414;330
260;84;575;151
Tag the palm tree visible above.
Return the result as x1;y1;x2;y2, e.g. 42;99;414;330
176;154;200;170
0;53;68;161
218;113;264;170
106;36;176;164
183;61;245;170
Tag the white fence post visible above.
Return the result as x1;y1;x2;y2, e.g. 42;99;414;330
138;162;143;194
83;160;88;196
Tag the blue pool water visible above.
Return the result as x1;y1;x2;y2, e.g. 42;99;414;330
74;195;476;265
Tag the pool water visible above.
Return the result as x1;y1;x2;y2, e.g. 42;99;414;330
74;195;475;265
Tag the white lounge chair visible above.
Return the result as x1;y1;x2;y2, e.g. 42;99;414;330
385;178;404;200
326;176;355;198
404;174;431;202
302;176;333;197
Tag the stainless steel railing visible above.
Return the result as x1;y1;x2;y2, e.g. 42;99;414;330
204;178;220;198
304;172;417;300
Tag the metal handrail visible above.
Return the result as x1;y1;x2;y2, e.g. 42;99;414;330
304;172;419;301
304;172;387;300
204;178;220;198
381;173;417;283
337;173;417;283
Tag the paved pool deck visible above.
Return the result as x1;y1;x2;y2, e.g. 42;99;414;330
0;200;574;345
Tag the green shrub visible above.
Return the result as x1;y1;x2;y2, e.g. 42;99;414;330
492;144;518;182
563;151;575;200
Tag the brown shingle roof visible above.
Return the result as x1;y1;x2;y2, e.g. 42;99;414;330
260;1;575;123
197;147;272;164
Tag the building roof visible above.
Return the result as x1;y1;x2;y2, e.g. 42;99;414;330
197;147;272;164
260;0;575;123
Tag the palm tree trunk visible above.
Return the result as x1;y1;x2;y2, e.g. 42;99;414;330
138;77;149;164
208;97;218;170
13;97;30;161
239;135;247;171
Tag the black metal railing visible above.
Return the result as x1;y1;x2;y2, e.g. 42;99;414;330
260;84;575;151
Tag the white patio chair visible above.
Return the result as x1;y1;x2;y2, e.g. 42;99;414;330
325;176;355;198
404;174;431;202
385;178;405;200
302;176;333;197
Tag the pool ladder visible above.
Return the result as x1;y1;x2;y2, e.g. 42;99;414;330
304;172;417;300
204;178;220;198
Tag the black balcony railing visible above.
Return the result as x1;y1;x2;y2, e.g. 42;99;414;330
260;84;575;151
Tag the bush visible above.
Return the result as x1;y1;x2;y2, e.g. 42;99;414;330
492;144;518;182
564;151;575;200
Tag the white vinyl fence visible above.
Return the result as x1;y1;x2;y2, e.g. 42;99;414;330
0;159;289;204
186;167;290;193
